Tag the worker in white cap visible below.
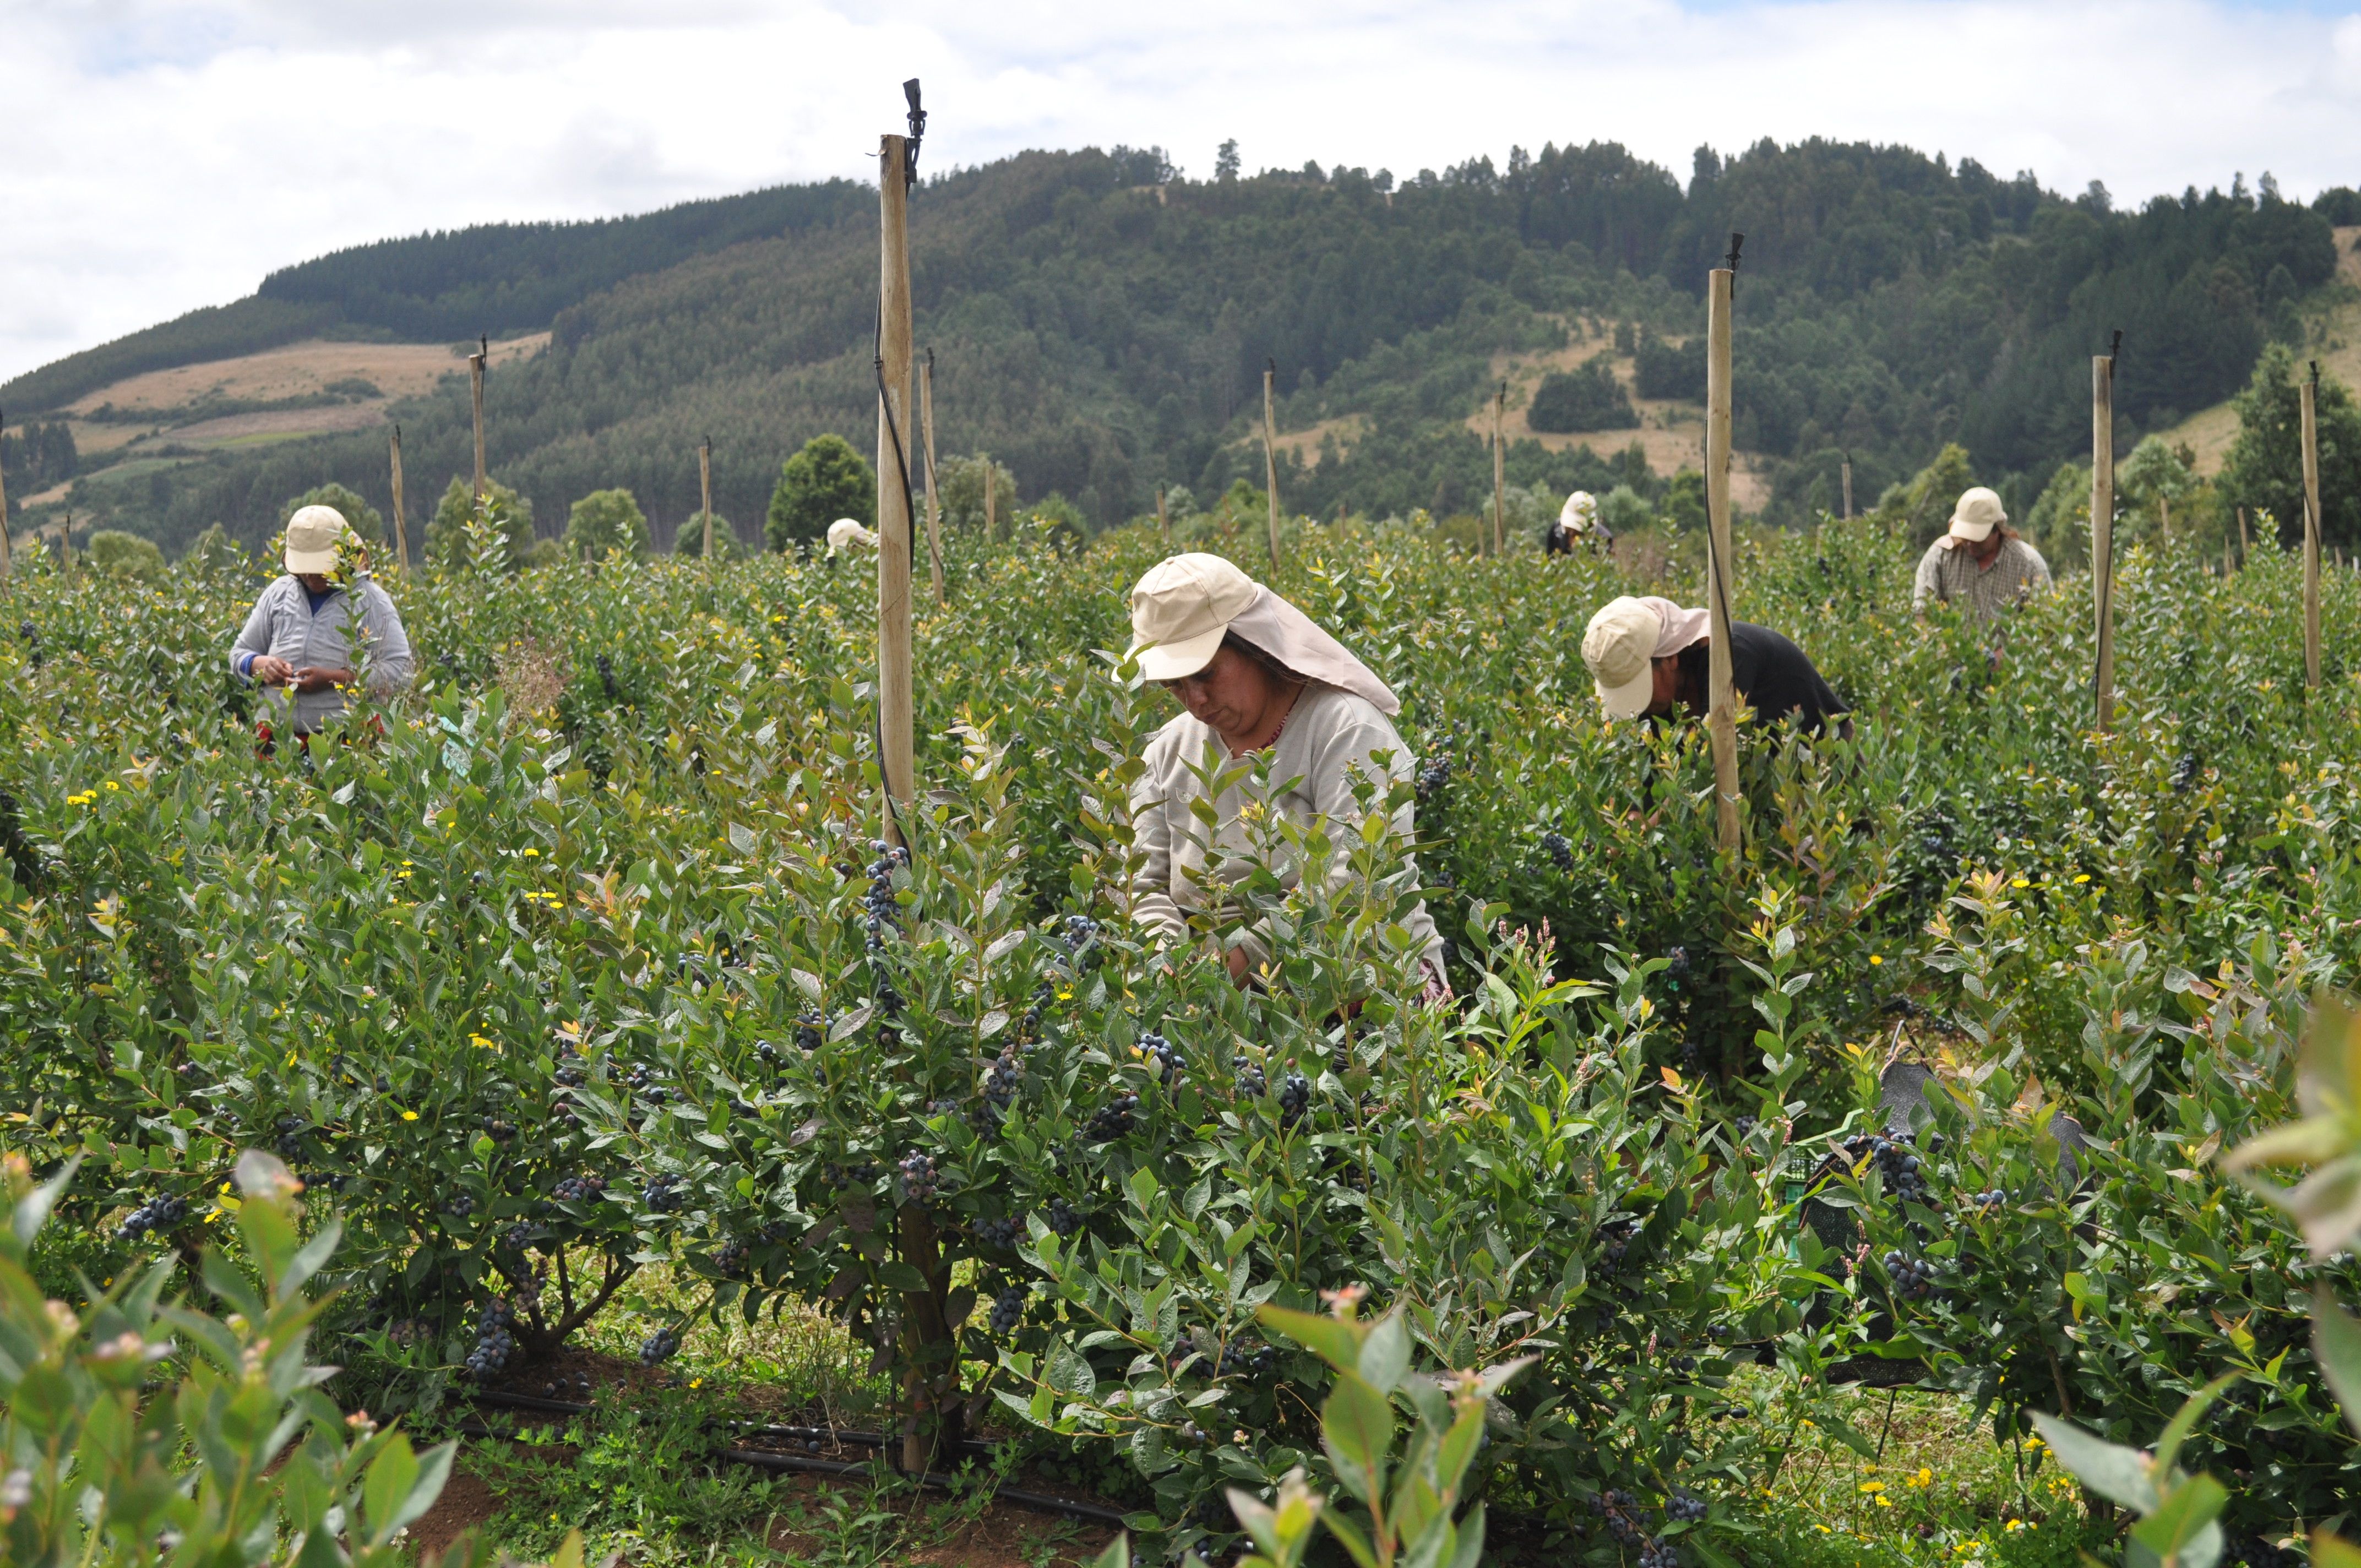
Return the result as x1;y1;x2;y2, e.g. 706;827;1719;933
1124;552;1446;993
1580;594;1848;737
826;518;879;554
228;504;414;739
1546;491;1612;556
1912;486;2050;618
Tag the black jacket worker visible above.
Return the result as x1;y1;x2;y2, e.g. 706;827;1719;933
1580;594;1849;737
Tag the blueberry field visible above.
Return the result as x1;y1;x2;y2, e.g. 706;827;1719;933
6;513;2361;1567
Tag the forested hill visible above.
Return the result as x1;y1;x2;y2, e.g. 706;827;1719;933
7;137;2351;554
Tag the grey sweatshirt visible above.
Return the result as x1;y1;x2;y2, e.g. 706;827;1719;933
229;575;415;732
1124;683;1446;975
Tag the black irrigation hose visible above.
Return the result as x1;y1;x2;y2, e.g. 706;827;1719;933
463;1391;1128;1527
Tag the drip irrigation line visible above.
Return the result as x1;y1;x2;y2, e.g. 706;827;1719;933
461;1392;1127;1526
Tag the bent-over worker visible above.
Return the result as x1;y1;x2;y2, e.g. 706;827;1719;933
1912;487;2050;618
827;518;880;554
229;505;414;737
1124;552;1446;993
1546;491;1612;556
1581;594;1849;738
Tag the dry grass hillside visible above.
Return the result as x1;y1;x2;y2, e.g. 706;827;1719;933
24;334;547;508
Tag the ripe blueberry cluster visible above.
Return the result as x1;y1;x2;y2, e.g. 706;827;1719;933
623;1063;672;1106
499;1222;537;1253
971;1215;1022;1249
1063;914;1101;952
481;1116;518;1142
274;1114;306;1158
1588;1489;1644;1545
927;1097;961;1119
1664;946;1691;990
898;1151;939;1204
554;1059;587;1088
1414;752;1452;805
643;1173;689;1213
542;1372;595;1400
711;1239;751;1278
824;1161;880;1188
1045;1198;1085;1237
595;652;619;700
465;1298;519;1381
551;1173;607;1204
861;842;909;950
1733;1115;1757;1137
1086;1093;1139;1142
1883;1250;1936;1300
638;1326;681;1365
1541;830;1574;873
796;1009;826;1053
444;1193;477;1219
1219;1340;1278;1377
987;1282;1028;1336
1232;1054;1267;1098
2172;751;2201;793
1595;1223;1634;1276
1971;1187;2009;1209
1666;1490;1707;1523
116;1193;189;1243
1277;1073;1311;1129
1139;1031;1182;1086
1638;1536;1680;1568
983;1044;1023;1113
1840;1133;1928;1205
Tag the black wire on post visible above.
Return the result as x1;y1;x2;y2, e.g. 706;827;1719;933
872;78;926;847
1704;234;1745;644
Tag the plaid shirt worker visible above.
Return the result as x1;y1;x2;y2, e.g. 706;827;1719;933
1911;535;2052;620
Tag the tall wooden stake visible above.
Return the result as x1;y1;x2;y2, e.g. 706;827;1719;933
2303;366;2323;688
920;351;944;605
1261;359;1281;573
0;407;13;578
1155;486;1170;548
699;436;715;560
2091;347;2118;732
389;424;410;573
1488;384;1506;553
61;512;72;580
469;336;489;502
2159;495;2170;547
877;132;917;848
1840;451;1853;520
1705;260;1742;853
2238;507;2251;562
983;455;997;542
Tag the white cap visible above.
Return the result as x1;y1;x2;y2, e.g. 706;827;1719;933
1559;491;1598;533
284;505;351;574
1581;596;1663;719
1126;553;1260;680
1947;487;2006;543
826;518;878;552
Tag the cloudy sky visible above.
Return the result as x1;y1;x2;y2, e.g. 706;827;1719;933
4;0;2359;385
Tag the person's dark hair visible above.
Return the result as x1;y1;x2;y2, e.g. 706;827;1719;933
1220;630;1303;686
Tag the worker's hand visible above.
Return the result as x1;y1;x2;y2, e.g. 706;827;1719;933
290;666;352;694
249;655;295;686
1224;945;1252;987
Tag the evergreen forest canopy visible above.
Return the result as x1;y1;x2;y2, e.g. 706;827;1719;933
3;135;2350;557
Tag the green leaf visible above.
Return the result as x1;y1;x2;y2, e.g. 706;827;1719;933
1089;1535;1131;1568
1259;1302;1363;1372
2314;1287;2361;1440
2129;1475;2226;1568
2029;1412;2159;1512
361;1433;422;1547
1356;1311;1410;1393
2151;1374;2242;1474
1320;1508;1381;1568
1320;1371;1394;1504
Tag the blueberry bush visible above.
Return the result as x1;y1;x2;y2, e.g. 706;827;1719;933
4;510;2361;1557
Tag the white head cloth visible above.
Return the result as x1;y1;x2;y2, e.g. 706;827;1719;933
1228;586;1401;716
1637;595;1711;658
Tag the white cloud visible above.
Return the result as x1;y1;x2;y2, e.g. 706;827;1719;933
3;0;2357;385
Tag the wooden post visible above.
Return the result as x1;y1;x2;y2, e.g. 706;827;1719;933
983;455;997;543
2303;366;2323;688
877;132;917;847
1491;381;1506;556
2158;494;2170;547
1705;262;1742;853
2091;349;2117;732
389;424;410;573
1261;358;1281;573
698;435;715;559
469;336;488;503
61;512;72;580
0;407;13;578
1155;486;1169;548
1840;451;1853;521
921;351;944;606
2238;506;2251;562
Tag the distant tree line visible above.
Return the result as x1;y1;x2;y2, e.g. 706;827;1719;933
10;140;2352;553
